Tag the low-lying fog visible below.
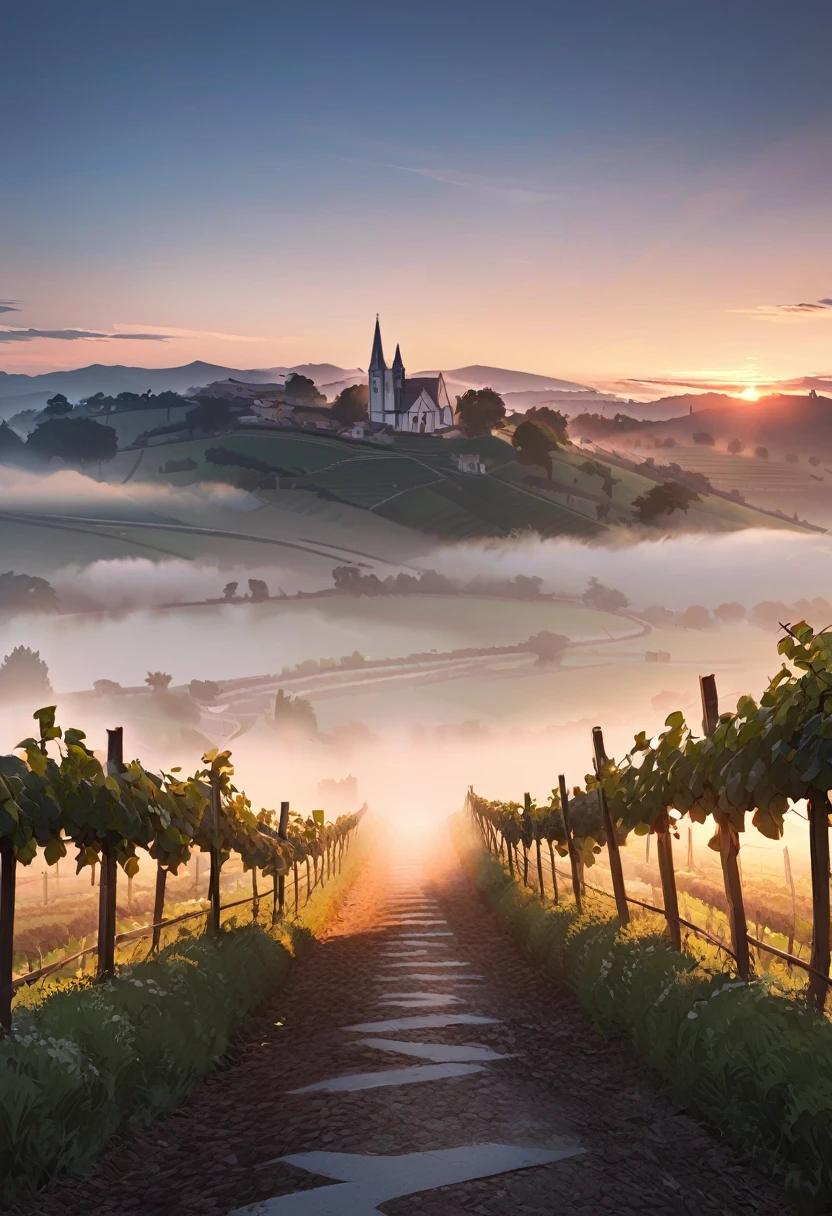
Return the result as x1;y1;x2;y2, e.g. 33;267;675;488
2;463;830;884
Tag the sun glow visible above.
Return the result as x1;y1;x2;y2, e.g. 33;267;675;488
740;386;760;401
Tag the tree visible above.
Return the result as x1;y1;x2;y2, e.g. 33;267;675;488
714;601;746;624
641;605;676;628
631;480;701;524
284;373;325;405
0;646;52;703
0;571;58;614
189;679;221;702
693;432;715;446
43;393;73;417
0;422;26;465
809;455;822;467
331;383;369;426
755;446;769;459
785;452;799;463
93;679;122;695
222;581;238;601
186;399;233;435
727;438;744;454
26;417;118;466
455;388;507;437
274;688;318;736
512;420;560;480
679;604;713;630
582;577;629;612
524;406;568;443
248;578;269;602
145;671;172;694
523;631;568;663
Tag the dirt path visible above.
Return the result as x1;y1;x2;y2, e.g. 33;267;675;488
18;840;791;1216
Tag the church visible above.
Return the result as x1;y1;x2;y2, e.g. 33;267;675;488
368;319;454;433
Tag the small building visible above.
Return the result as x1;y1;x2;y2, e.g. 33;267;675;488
454;452;486;474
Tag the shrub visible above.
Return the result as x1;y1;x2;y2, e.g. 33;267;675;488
785;452;800;463
809;455;821;467
727;438;743;454
0;928;290;1200
467;844;832;1207
693;432;715;445
755;446;769;459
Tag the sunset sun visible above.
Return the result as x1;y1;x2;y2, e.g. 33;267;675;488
740;385;760;400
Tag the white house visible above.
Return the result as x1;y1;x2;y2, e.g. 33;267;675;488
368;318;454;433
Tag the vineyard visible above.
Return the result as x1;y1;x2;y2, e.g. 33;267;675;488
465;619;832;1204
0;706;363;1022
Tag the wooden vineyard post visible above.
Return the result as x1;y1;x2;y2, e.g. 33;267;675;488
807;791;831;1013
251;868;259;920
293;862;299;914
152;862;167;951
276;802;289;920
97;727;122;980
655;809;682;952
701;674;751;982
547;839;559;903
784;845;797;955
558;775;582;914
592;728;630;927
534;835;545;898
0;839;17;1036
305;857;312;905
208;771;222;939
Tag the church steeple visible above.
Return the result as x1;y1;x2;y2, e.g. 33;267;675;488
369;315;386;372
392;343;404;412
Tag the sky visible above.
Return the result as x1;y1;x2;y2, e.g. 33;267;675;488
3;0;832;392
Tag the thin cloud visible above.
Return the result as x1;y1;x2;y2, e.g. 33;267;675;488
343;156;558;203
0;301;21;314
735;297;832;320
0;327;170;343
113;322;265;343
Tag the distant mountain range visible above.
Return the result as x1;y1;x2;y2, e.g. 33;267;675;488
0;358;717;423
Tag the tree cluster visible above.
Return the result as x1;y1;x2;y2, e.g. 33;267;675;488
455;388;507;437
0;572;58;615
331;565;544;599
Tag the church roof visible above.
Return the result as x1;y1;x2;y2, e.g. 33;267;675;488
401;376;441;411
369;318;386;372
392;343;404;373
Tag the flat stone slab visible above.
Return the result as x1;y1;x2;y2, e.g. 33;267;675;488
287;1061;484;1095
378;973;485;982
381;960;472;968
356;1038;514;1063
391;931;454;939
377;993;464;1007
228;1142;584;1215
344;1013;500;1033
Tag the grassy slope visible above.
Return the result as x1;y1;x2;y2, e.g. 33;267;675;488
115;427;802;541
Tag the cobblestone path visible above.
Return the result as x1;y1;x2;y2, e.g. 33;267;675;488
20;839;792;1216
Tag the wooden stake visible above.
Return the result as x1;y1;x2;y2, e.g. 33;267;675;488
592;728;629;927
547;839;559;903
558;775;582;914
293;862;299;914
152;863;167;951
656;809;681;951
535;836;545;897
277;801;289;918
807;791;831;1013
251;868;259;919
208;772;222;938
784;845;797;956
0;840;17;1036
701;674;751;981
97;727;123;980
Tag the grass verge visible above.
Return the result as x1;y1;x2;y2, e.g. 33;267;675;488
0;837;367;1202
459;820;832;1212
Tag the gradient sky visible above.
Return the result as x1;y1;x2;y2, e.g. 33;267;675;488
3;0;832;390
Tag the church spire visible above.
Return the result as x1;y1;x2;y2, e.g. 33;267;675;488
392;343;404;374
369;315;386;372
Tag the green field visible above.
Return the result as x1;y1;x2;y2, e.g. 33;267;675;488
106;426;802;541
